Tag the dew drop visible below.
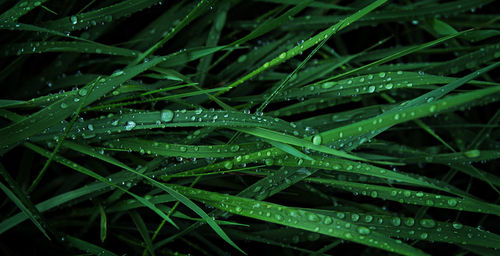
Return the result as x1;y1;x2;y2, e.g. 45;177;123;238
378;72;386;78
364;215;373;223
224;161;233;170
447;198;458;207
351;214;360;222
312;135;322;145
419;218;436;228
70;16;78;25
357;226;371;235
160;109;174;122
307;213;319;222
237;55;247;62
78;88;88;96
322;82;335;89
452;223;463;229
404;218;415;227
265;158;274;166
368;85;376;93
323;216;333;225
391;217;401;226
230;145;240;152
124;121;136;131
464;149;480;158
429;105;436;113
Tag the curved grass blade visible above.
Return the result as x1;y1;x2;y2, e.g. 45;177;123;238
170;184;428;256
104;138;261;158
1;41;138;57
0;55;168;150
59;141;246;255
0;181;51;239
216;0;389;96
64;234;118;256
30;109;308;142
0;0;49;22
43;0;162;32
23;142;179;229
307;177;500;216
129;211;156;256
309;209;500;249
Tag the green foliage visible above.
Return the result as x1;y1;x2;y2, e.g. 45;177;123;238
0;0;499;255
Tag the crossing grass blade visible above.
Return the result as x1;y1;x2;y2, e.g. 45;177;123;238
169;184;428;256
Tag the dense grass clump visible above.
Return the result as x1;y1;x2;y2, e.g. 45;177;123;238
1;0;500;255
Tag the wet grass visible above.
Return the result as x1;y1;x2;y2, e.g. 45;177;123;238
0;0;500;255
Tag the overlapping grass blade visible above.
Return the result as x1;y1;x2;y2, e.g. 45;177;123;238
170;184;428;256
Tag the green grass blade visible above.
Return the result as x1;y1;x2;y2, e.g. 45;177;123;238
170;184;428;256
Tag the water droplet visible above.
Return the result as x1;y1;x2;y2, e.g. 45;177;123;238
368;85;376;93
364;215;373;222
60;102;68;109
78;88;88;96
351;214;360;222
323;216;333;225
419;219;436;228
312;135;322;145
357;226;371;235
447;198;458;207
307;213;319;222
111;70;124;77
404;218;415;226
420;233;428;239
237;55;247;62
160;109;174;122
70;16;78;25
391;217;401;226
464;149;480;158
378;72;386;78
322;82;335;89
125;121;136;131
279;52;287;59
384;83;393;89
230;145;240;152
452;223;463;229
224;161;233;170
265;158;274;166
